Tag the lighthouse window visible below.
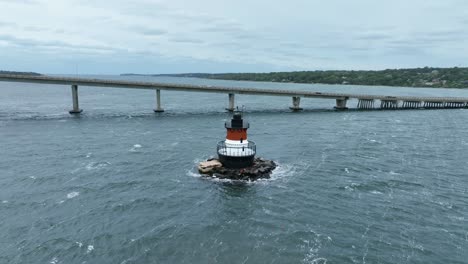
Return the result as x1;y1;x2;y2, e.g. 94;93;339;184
240;138;243;143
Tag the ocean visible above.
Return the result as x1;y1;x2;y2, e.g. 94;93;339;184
1;76;467;263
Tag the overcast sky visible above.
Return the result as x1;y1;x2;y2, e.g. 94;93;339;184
1;0;467;74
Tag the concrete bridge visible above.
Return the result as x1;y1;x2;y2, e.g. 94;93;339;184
1;74;468;113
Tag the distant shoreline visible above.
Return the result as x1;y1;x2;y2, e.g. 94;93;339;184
122;67;468;89
0;70;41;76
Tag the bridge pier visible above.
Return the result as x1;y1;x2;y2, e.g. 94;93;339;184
334;98;348;110
226;93;235;112
289;96;303;111
69;85;82;114
153;89;164;112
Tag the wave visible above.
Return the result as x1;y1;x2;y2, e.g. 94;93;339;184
340;178;424;193
0;107;352;123
129;144;142;152
67;191;80;199
85;161;111;170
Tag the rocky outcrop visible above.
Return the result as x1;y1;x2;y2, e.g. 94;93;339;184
198;159;223;174
198;157;276;181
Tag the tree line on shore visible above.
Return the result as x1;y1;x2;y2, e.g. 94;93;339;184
0;70;41;76
156;67;468;88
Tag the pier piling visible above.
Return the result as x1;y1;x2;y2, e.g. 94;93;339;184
425;102;444;108
402;101;421;109
334;98;348;110
380;100;398;109
226;93;235;112
153;89;164;112
358;99;374;109
289;96;303;111
69;85;82;114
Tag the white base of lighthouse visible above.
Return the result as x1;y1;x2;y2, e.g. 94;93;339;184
218;140;255;156
217;140;256;168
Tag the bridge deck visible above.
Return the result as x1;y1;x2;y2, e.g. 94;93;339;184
2;74;468;103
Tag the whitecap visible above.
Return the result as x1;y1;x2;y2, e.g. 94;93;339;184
67;192;80;199
311;257;328;264
258;162;295;183
130;144;142;152
344;183;359;191
87;245;94;253
187;170;201;178
187;170;252;184
2;200;8;204
50;257;58;264
86;161;110;170
448;215;464;221
76;242;83;247
436;201;453;209
344;168;349;173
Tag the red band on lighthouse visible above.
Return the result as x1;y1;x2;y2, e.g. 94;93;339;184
226;129;247;141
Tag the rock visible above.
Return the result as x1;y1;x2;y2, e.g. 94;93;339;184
198;157;276;181
198;159;223;174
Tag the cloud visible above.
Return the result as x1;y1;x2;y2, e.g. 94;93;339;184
0;21;17;27
137;28;167;36
1;0;468;73
355;32;393;41
0;34;119;55
22;25;49;32
198;25;243;33
0;0;38;4
169;37;204;44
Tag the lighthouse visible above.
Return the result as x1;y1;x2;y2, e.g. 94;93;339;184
198;109;276;180
217;110;256;168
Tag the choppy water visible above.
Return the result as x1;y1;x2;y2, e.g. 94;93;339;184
1;76;468;263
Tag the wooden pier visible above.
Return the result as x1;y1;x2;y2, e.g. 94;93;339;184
1;74;468;113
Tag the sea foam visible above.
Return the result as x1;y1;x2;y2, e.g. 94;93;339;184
67;192;80;199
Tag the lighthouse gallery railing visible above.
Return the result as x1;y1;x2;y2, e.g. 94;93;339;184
217;141;256;157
